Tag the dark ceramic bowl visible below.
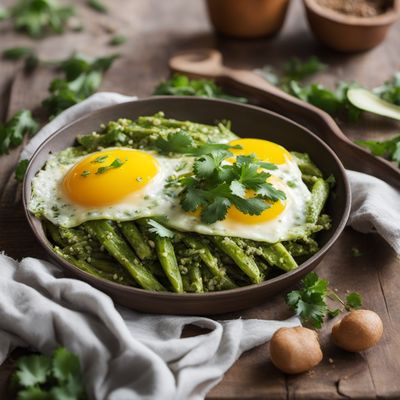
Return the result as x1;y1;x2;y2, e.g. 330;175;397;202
23;97;351;315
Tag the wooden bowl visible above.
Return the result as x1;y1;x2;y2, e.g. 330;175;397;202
303;0;400;52
206;0;290;39
23;97;350;315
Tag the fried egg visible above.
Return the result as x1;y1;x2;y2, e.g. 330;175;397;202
29;138;311;243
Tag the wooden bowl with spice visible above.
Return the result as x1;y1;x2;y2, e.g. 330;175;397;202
206;0;290;39
303;0;400;52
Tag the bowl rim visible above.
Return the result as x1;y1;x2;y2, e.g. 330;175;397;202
303;0;400;27
22;96;351;300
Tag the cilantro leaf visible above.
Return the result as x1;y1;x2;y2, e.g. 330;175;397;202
147;219;174;238
230;180;246;198
87;0;107;13
154;74;248;103
0;109;38;155
43;53;119;117
109;35;127;46
231;196;269;216
201;196;231;224
346;292;362;310
9;0;75;38
356;135;400;167
283;56;326;81
15;355;51;387
155;130;194;154
52;347;81;382
15;159;29;182
2;46;32;60
17;386;51;400
374;72;400;106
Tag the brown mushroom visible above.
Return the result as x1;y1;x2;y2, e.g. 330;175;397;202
332;309;383;352
269;326;323;374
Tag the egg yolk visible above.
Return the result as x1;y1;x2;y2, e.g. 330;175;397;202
226;176;287;224
229;138;291;164
62;149;159;207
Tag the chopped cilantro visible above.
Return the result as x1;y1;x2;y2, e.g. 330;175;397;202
91;154;108;163
87;0;107;13
147;219;174;238
356;135;400;167
0;109;38;155
154;74;248;103
81;170;91;177
95;157;124;174
15;159;29;182
109;35;127;46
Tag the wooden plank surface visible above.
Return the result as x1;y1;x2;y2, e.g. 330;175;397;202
0;0;399;399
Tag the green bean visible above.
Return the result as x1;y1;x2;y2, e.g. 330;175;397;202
77;130;128;151
212;236;262;284
259;243;298;272
83;220;165;291
306;178;330;224
291;152;323;177
183;236;237;290
44;220;65;247
120;221;154;261
182;265;204;293
154;236;184;293
284;238;319;258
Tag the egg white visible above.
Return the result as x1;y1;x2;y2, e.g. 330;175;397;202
29;146;312;243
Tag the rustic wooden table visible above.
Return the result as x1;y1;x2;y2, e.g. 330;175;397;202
0;0;399;399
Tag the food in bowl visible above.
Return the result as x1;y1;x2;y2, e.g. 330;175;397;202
28;112;332;293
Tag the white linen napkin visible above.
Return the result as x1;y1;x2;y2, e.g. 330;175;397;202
0;254;299;400
2;91;398;400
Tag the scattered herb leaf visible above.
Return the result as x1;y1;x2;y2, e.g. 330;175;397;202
283;56;327;81
0;109;38;155
10;348;87;399
355;135;400;167
286;272;363;328
109;34;127;46
15;159;29;182
147;219;174;238
42;53;119;117
87;0;107;13
8;0;75;38
154;74;248;103
2;46;32;60
346;292;362;310
374;72;400;106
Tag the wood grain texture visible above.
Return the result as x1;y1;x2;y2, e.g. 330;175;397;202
0;0;399;399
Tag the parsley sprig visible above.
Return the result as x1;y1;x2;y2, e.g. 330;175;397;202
179;150;286;224
0;109;38;155
286;272;362;329
155;130;240;156
3;0;75;38
10;347;87;399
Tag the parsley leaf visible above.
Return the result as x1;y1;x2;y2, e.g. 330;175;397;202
8;0;75;38
374;72;400;106
15;355;51;387
95;157;124;174
356;135;400;167
0;109;38;155
15;159;29;182
179;151;285;224
42;53;119;117
283;56;327;81
2;46;32;60
147;219;174;238
154;74;248;103
286;272;363;329
87;0;107;13
109;34;127;46
346;292;362;310
11;347;87;399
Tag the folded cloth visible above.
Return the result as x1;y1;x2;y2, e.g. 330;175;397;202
5;91;398;399
0;254;299;400
347;170;400;254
